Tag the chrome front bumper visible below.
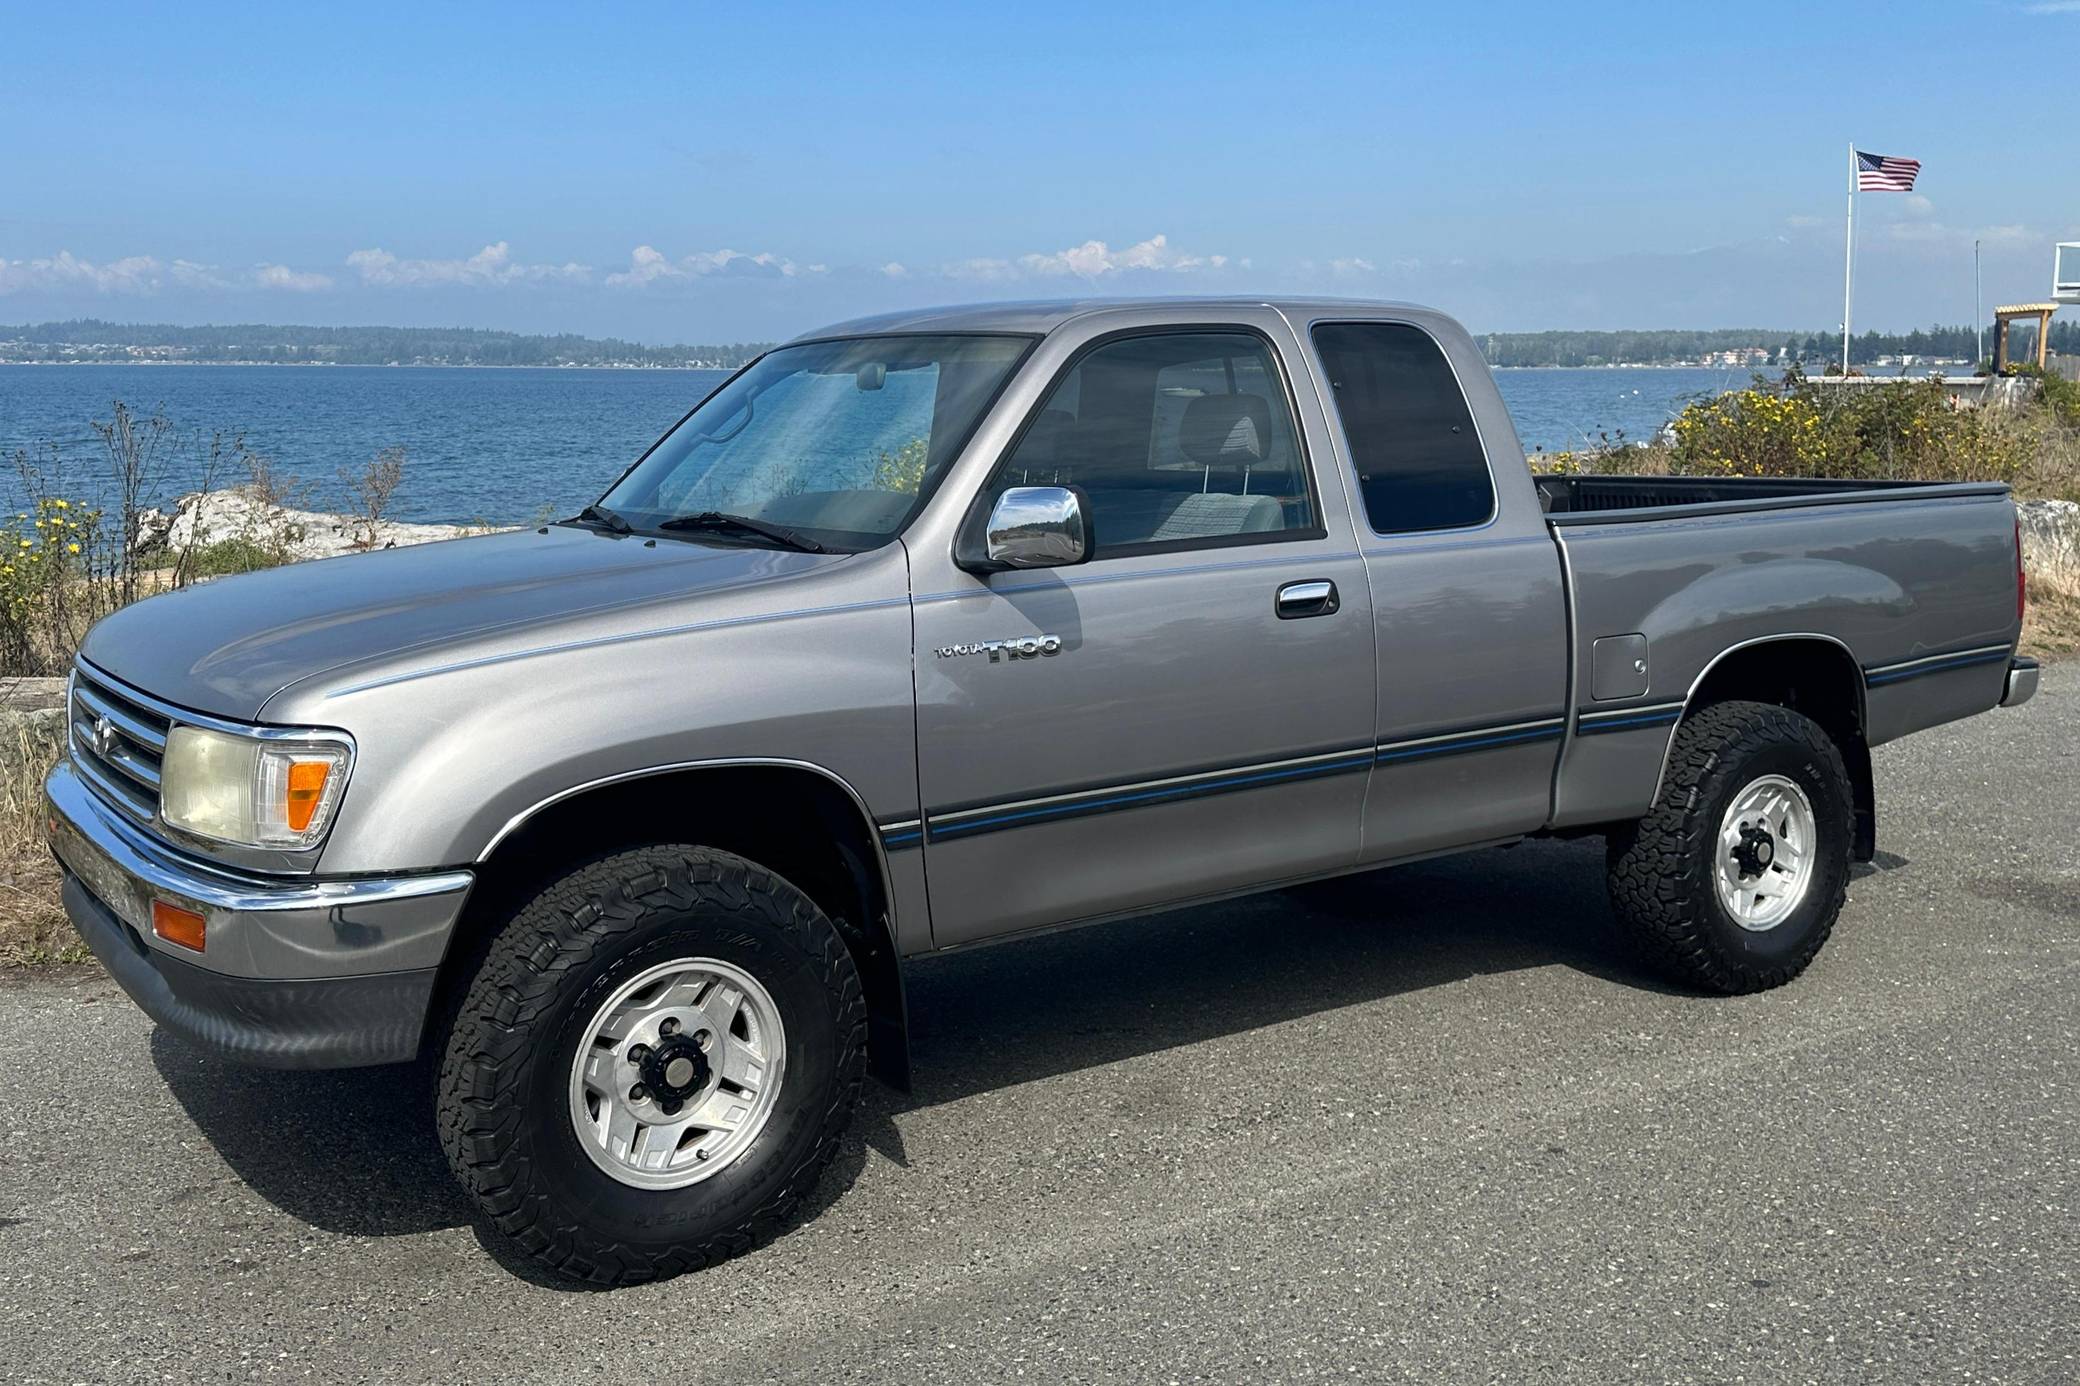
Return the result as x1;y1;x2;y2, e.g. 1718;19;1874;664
2001;657;2039;709
45;760;474;1067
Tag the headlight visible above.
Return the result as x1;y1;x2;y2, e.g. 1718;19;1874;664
159;727;353;850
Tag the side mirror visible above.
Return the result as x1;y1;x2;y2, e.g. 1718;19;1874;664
964;485;1091;572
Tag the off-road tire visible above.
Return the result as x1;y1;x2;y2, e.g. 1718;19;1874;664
1606;700;1853;994
436;844;866;1285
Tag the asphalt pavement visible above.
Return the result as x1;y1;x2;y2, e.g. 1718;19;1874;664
2;666;2074;1384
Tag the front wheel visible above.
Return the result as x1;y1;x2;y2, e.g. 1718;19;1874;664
436;845;866;1285
1606;700;1854;994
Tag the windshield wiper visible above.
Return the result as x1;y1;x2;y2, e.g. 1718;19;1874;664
568;502;633;534
657;511;828;553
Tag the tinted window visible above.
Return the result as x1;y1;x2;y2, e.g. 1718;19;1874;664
990;331;1315;556
1312;322;1494;534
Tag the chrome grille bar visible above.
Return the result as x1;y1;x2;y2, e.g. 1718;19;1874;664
69;662;174;825
71;679;168;752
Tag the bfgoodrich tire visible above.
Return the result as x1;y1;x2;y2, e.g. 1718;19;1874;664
1606;700;1854;995
436;845;866;1285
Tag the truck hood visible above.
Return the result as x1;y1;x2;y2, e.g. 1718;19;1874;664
79;527;853;720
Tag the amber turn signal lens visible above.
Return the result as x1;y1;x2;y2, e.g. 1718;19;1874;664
151;900;206;952
284;760;333;834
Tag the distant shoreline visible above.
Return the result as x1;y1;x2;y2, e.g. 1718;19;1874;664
0;359;1982;373
0;360;735;371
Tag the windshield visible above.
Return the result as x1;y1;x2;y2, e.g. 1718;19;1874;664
597;333;1033;550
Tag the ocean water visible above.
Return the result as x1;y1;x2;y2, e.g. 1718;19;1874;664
0;361;1762;525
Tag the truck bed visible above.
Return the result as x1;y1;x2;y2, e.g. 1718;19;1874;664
1540;472;2020;831
1534;474;2009;521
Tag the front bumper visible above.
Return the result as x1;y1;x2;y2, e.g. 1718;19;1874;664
45;760;473;1068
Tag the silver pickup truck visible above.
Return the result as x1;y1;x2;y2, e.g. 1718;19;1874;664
47;297;2037;1283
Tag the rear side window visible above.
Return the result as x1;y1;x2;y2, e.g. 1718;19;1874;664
1311;322;1494;534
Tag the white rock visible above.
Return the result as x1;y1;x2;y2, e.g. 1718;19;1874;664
2016;498;2078;568
144;486;504;562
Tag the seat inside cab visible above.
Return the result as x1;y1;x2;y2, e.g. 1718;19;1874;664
992;332;1311;551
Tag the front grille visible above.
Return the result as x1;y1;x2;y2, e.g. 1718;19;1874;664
69;663;171;823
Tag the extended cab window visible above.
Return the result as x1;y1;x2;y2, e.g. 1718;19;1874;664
990;331;1315;557
1312;322;1495;534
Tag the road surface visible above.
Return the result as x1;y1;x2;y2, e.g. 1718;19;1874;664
2;666;2074;1383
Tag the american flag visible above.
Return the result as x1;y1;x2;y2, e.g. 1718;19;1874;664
1855;150;1921;192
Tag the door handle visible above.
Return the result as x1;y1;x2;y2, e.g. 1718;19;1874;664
1276;579;1339;619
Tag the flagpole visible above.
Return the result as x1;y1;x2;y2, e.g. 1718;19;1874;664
1842;143;1856;373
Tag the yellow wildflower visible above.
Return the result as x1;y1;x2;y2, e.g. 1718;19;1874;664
66;542;80;554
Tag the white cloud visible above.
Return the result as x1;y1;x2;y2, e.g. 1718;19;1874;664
1328;257;1377;277
251;263;333;291
1015;233;1228;279
940;256;1020;282
0;250;176;294
605;244;820;286
346;241;591;287
878;261;908;278
931;234;1234;283
2022;1;2080;12
0;251;346;295
1883;220;2038;249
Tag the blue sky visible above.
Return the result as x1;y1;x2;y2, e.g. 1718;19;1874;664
4;1;2076;341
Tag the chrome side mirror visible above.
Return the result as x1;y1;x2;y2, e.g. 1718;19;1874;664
978;485;1090;570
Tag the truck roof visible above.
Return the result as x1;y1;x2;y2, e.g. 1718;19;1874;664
794;296;1450;340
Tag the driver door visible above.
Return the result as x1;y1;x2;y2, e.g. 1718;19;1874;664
907;314;1377;945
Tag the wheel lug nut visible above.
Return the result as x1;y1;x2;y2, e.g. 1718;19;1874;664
659;1018;680;1037
629;1084;648;1102
627;1044;650;1064
694;1029;712;1049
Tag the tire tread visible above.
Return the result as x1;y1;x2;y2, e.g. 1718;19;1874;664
434;845;865;1286
1606;699;1851;994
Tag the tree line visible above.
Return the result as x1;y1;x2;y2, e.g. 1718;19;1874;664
7;317;2074;371
0;320;772;368
1479;322;2079;368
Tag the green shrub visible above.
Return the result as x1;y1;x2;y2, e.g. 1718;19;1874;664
179;537;286;578
2037;370;2080;430
1667;373;2032;486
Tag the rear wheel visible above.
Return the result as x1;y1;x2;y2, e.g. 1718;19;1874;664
436;844;865;1285
1606;700;1854;994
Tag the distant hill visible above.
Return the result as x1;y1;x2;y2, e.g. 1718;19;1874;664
1479;323;2077;368
0;320;771;368
4;318;2070;370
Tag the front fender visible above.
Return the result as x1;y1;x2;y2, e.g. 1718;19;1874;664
269;569;919;876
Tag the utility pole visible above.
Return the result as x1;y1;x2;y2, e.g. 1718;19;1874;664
1974;239;1984;368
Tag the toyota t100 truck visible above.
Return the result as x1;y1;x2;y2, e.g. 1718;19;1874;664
46;298;2037;1283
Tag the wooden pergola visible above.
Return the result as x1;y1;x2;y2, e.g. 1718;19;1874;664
1993;302;2059;371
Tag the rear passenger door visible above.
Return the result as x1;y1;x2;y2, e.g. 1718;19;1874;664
1304;319;1570;861
908;316;1377;945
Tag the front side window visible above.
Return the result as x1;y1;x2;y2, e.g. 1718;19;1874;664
986;330;1315;557
1312;322;1495;535
602;333;1031;550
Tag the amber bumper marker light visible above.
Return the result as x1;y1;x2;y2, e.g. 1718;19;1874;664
151;900;206;952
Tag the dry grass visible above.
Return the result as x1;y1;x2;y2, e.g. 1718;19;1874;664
0;717;78;966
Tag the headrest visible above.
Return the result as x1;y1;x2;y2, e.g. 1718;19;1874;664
1018;408;1078;468
1179;393;1270;466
